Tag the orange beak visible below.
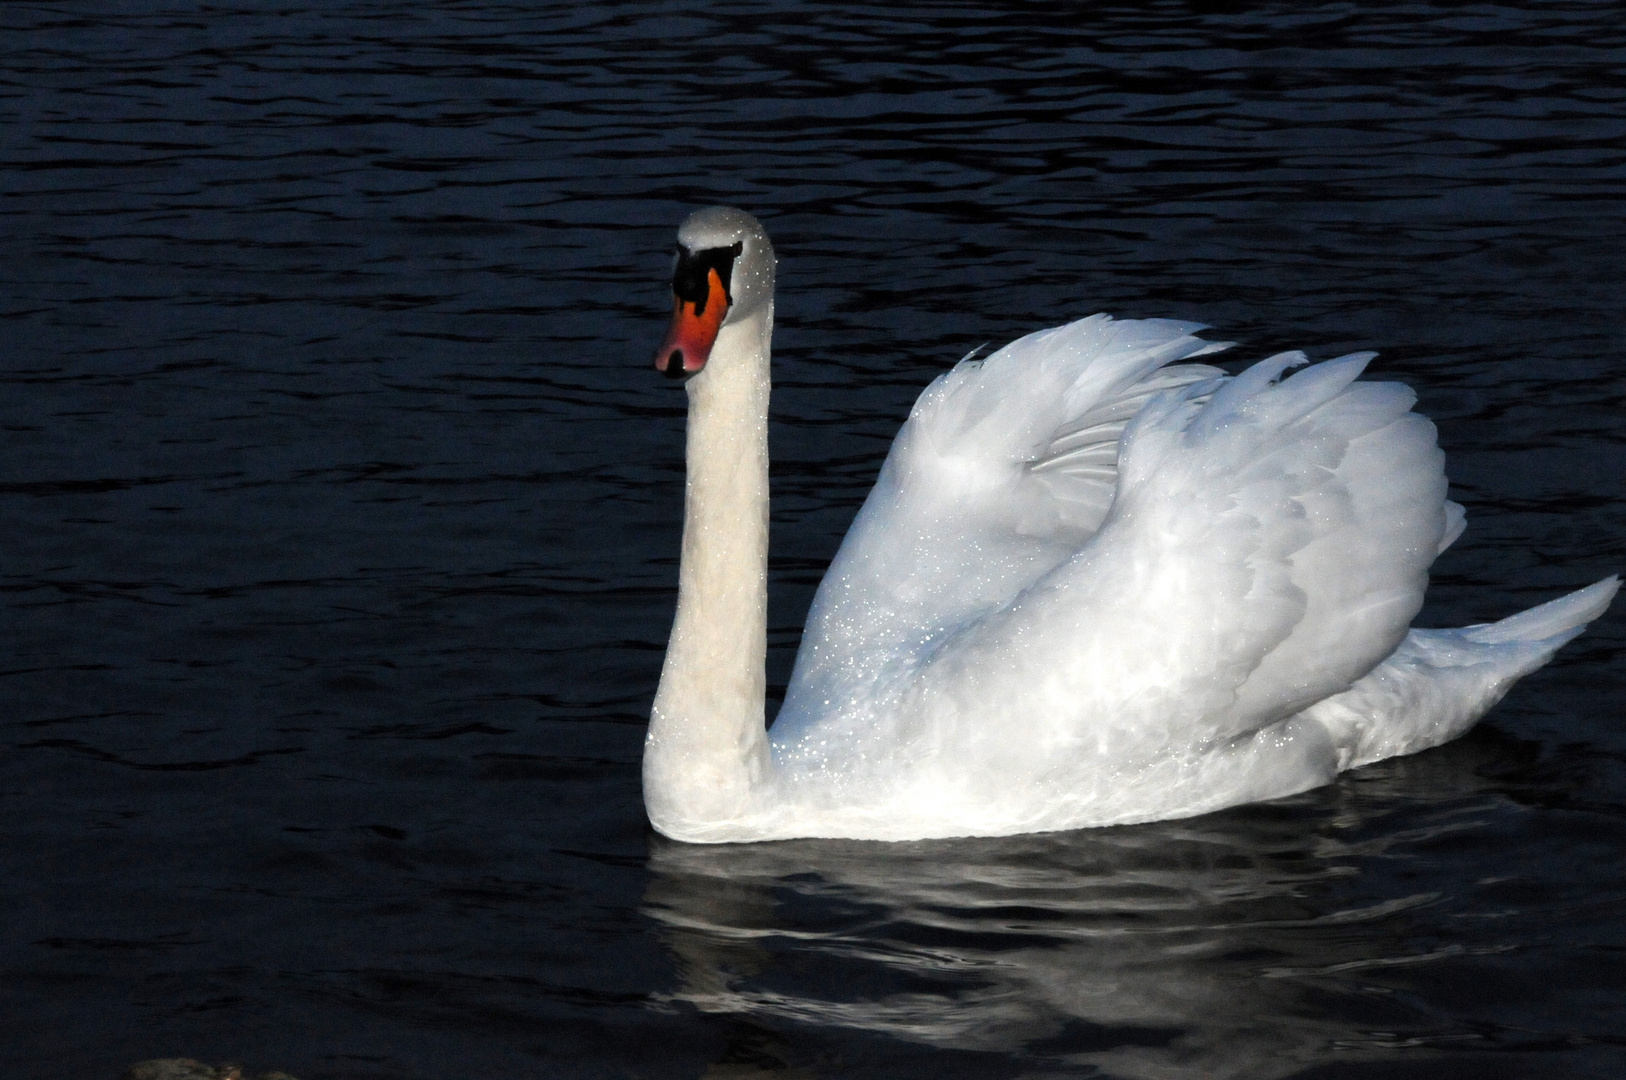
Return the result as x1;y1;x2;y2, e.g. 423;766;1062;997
655;266;730;377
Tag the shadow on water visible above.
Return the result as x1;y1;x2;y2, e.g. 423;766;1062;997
644;728;1626;1079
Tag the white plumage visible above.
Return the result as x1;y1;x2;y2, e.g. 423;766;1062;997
644;207;1615;843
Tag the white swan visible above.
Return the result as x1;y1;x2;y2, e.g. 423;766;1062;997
644;206;1616;844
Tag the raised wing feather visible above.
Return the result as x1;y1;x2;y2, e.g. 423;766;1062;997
884;348;1459;803
772;315;1228;752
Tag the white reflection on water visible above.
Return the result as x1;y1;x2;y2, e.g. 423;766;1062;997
643;740;1534;1078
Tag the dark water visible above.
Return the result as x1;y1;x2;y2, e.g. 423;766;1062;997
3;2;1625;1077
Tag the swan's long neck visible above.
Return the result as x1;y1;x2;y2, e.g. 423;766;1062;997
645;302;775;836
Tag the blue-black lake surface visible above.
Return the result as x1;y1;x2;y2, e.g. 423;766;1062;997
3;2;1625;1077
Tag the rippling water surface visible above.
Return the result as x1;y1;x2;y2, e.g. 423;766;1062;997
3;3;1625;1077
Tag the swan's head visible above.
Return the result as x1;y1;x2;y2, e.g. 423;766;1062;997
655;206;775;378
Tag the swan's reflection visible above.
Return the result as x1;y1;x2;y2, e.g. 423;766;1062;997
645;734;1532;1079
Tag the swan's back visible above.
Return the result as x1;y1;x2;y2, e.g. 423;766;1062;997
775;316;1230;746
771;315;1471;831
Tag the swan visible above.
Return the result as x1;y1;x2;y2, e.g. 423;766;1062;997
644;205;1616;844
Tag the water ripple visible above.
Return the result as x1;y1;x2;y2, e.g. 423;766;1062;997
2;2;1624;1077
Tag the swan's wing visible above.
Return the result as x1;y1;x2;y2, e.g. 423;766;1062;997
774;314;1228;747
895;349;1465;779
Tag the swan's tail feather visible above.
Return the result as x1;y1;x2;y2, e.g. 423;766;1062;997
1461;575;1619;646
1299;576;1618;771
